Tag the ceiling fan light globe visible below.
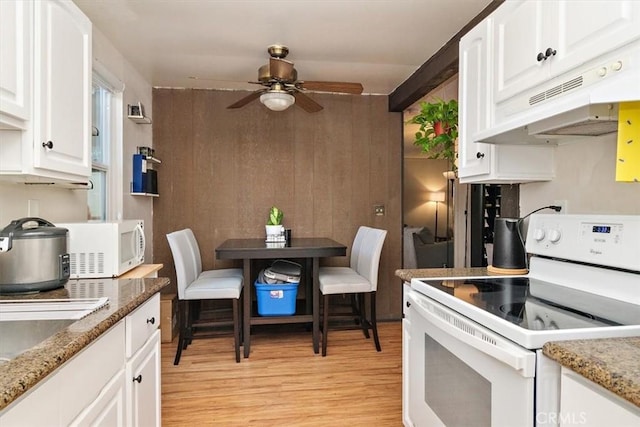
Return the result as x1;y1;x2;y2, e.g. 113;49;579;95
260;91;295;111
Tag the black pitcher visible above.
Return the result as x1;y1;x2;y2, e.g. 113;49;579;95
492;218;527;270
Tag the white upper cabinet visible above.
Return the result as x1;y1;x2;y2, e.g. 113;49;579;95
0;0;31;128
493;0;640;105
458;16;492;178
32;0;92;178
458;11;555;183
457;0;640;183
0;0;92;182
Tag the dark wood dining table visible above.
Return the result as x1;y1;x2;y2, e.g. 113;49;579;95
215;237;347;358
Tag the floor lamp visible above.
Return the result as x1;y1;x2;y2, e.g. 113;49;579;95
428;192;446;239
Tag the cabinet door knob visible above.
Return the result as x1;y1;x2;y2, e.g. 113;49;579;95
545;47;557;58
476;152;485;159
536;52;546;62
133;374;142;383
147;317;155;325
42;141;54;149
406;301;411;308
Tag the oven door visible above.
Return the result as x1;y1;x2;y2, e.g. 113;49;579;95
407;290;536;427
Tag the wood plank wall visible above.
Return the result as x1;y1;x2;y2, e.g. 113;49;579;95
152;89;404;319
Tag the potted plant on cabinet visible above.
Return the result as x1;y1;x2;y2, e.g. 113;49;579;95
265;206;284;241
408;98;459;171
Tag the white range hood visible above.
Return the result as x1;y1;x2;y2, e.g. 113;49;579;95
476;45;640;145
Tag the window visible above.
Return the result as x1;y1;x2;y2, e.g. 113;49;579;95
89;68;124;221
89;82;110;220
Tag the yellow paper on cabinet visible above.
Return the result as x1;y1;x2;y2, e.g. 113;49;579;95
616;101;640;182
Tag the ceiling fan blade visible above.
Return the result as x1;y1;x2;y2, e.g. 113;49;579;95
227;90;264;109
270;58;295;81
293;92;323;113
299;81;363;94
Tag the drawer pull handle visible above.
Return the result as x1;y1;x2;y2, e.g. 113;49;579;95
476;152;485;159
133;374;142;383
42;141;54;149
147;317;155;325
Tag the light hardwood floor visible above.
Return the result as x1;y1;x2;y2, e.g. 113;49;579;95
161;321;403;426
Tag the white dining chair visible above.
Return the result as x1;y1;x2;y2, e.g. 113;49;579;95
167;229;243;364
318;226;387;356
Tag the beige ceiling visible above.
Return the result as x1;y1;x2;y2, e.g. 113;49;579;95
73;0;492;96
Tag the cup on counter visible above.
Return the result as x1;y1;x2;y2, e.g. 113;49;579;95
284;229;292;242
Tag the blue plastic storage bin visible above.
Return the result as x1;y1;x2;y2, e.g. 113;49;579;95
255;280;299;316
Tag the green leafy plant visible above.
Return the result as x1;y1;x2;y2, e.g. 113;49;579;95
408;98;459;169
267;206;283;225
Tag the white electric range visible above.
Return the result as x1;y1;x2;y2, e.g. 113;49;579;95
404;214;640;427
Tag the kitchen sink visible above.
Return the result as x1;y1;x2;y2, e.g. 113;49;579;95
0;297;109;321
0;297;109;364
0;319;75;363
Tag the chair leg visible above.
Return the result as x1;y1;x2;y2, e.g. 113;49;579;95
232;298;240;363
185;300;197;347
238;294;244;344
370;292;381;352
350;294;360;326
322;293;330;357
357;294;370;339
173;300;187;365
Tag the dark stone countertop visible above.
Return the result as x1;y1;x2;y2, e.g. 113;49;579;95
397;268;640;409
544;338;640;408
0;277;170;411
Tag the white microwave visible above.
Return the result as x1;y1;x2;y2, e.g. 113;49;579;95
57;220;145;278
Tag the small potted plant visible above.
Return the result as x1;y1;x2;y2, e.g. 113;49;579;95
408;98;458;170
265;206;284;240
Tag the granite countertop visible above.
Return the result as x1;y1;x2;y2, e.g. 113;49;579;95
395;266;492;282
0;277;170;411
544;338;640;408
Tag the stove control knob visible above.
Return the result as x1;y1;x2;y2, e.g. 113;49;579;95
533;228;546;241
548;229;562;243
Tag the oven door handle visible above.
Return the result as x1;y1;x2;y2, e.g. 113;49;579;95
408;292;536;377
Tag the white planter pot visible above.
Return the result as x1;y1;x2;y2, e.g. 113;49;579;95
265;225;283;237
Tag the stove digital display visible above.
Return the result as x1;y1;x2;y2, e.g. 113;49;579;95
592;225;611;233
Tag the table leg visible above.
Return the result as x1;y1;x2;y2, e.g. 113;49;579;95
312;256;320;354
304;258;312;315
243;258;251;358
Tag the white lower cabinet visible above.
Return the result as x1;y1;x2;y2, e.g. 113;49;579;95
402;283;413;427
560;367;640;426
126;331;161;427
70;369;127;427
0;321;126;426
125;293;161;427
0;293;161;427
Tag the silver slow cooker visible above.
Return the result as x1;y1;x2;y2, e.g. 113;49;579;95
0;217;70;293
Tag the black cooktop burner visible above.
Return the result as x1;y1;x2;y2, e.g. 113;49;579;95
499;302;527;323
